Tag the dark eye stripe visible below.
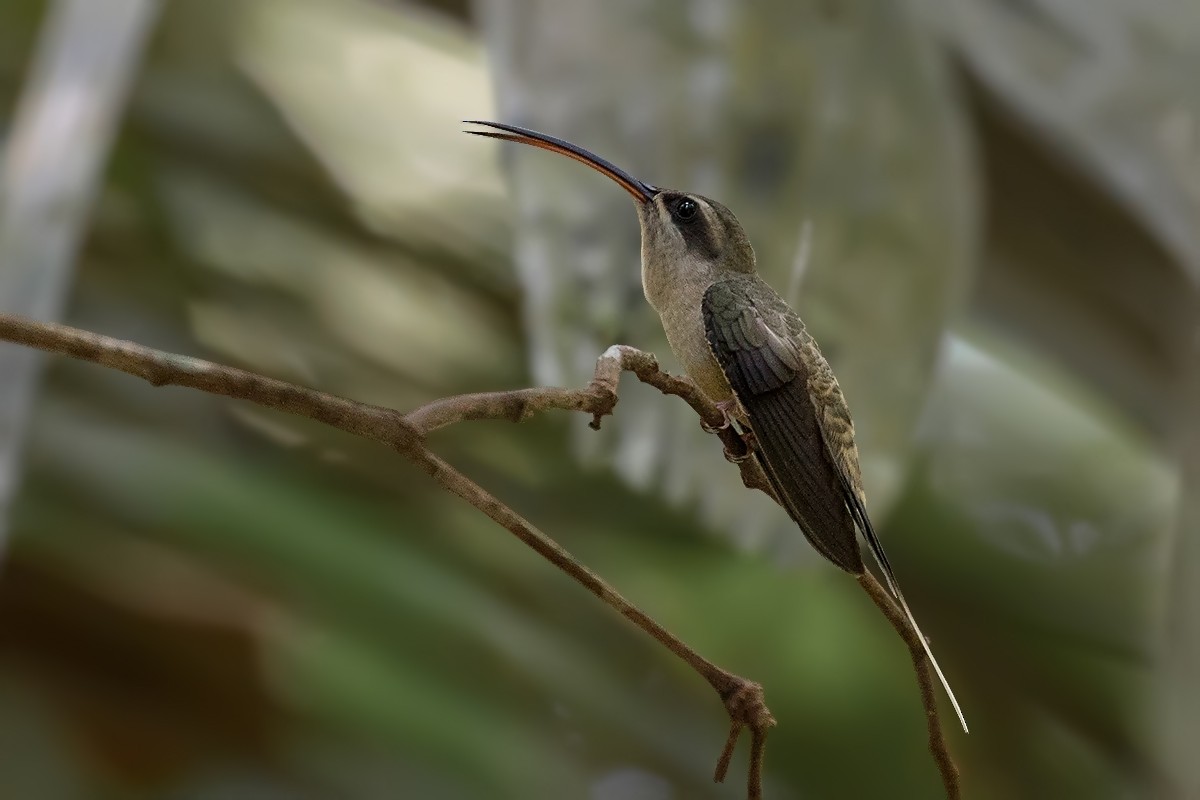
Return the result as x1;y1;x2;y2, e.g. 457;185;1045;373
675;200;720;259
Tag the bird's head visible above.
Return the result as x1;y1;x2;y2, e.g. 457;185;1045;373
465;121;755;311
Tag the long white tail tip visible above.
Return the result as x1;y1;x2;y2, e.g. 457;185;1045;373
897;591;968;734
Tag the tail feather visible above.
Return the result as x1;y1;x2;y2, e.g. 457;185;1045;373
856;507;969;734
893;585;969;734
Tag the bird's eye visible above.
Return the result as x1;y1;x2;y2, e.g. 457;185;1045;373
673;197;699;222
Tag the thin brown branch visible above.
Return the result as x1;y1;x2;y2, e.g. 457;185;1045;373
408;344;777;499
439;345;958;795
413;444;775;797
0;315;775;797
1;314;961;797
0;315;416;446
858;572;962;800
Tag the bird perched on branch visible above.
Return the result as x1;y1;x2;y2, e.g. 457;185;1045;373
466;120;967;733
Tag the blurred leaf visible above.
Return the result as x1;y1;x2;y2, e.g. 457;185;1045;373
934;0;1200;436
0;0;160;552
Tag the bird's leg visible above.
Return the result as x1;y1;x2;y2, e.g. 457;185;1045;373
700;398;738;433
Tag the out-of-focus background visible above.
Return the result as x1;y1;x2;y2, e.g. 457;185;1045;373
0;0;1196;797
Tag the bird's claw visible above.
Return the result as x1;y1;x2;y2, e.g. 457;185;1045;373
723;430;756;464
724;448;751;464
700;400;737;434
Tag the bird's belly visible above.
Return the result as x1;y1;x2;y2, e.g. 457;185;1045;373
657;300;734;403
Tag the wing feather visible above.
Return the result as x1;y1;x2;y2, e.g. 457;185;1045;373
702;277;863;574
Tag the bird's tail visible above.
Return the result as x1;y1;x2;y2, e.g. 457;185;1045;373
892;582;969;734
848;495;967;732
850;495;968;733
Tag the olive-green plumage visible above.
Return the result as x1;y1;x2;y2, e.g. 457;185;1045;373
702;274;869;576
466;120;967;733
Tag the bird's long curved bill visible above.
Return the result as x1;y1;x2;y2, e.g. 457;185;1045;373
464;120;657;203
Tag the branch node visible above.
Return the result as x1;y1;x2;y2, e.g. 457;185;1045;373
712;675;775;795
584;386;618;430
721;677;776;731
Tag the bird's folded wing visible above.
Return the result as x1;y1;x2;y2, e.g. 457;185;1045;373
702;277;863;574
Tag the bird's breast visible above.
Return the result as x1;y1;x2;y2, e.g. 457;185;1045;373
654;286;734;404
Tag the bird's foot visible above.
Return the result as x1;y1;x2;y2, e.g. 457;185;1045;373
701;399;738;434
723;429;756;464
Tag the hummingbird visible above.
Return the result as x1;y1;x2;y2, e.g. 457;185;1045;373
466;120;968;734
